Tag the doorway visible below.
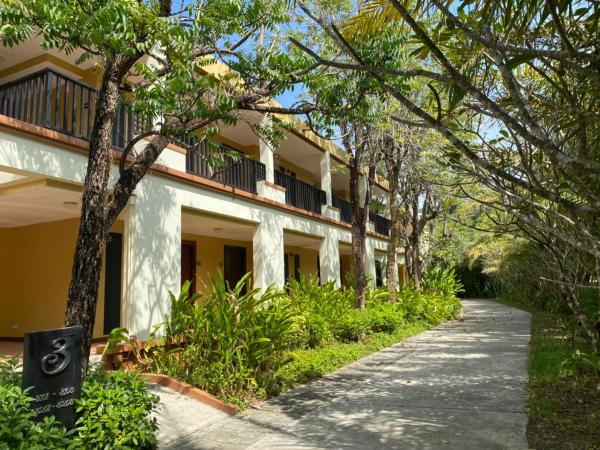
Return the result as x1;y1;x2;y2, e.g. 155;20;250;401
103;232;122;335
181;240;197;293
224;245;247;292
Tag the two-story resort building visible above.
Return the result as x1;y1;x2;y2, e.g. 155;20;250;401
0;39;404;344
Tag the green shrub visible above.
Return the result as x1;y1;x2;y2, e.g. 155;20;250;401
0;383;70;450
1;356;159;450
150;273;295;404
73;370;159;449
303;313;334;348
334;309;370;342
422;266;464;298
364;304;405;333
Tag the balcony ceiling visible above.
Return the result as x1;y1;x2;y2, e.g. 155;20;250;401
276;131;323;181
0;36;95;74
283;230;321;250
218;116;263;148
0;174;83;228
182;209;257;241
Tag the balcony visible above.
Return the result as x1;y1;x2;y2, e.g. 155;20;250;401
186;140;266;194
274;170;326;214
332;196;390;236
369;212;391;236
0;69;150;150
332;195;352;223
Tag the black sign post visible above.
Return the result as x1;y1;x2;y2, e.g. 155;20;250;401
22;326;83;428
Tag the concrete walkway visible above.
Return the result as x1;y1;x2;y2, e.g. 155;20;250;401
155;299;531;450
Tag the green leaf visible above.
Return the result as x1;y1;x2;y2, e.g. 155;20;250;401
506;54;535;70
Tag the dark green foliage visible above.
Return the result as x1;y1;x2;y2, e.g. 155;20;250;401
422;266;464;298
0;358;69;450
0;382;70;450
0;358;158;450
73;370;159;449
116;267;463;407
454;260;494;298
149;274;295;405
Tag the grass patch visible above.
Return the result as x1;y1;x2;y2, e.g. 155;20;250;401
270;320;432;395
496;297;600;449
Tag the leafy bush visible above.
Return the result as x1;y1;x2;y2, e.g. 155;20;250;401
0;357;159;450
73;370;159;449
422;266;464;298
285;275;353;349
149;274;295;404
0;384;70;450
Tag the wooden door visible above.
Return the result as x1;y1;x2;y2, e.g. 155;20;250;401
103;232;122;335
181;240;197;293
224;245;247;292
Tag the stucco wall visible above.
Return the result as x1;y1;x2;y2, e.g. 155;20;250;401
181;233;253;294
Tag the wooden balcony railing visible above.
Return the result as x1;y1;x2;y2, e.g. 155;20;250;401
369;211;391;236
332;195;352;223
186;140;266;194
332;196;390;236
274;170;326;214
0;69;151;150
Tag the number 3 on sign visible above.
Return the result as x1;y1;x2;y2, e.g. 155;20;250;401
41;337;72;375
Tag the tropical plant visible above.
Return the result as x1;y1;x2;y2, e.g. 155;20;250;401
422;266;464;298
149;273;295;403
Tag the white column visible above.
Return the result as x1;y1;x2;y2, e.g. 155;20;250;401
253;212;284;291
365;238;377;287
258;115;275;183
122;179;181;340
380;256;388;286
319;234;341;288
320;151;332;206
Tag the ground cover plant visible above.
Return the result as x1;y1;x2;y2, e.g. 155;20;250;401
497;297;600;449
121;266;462;407
0;358;159;450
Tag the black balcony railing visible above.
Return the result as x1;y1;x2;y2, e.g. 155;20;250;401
332;195;352;224
332;195;390;235
0;69;151;150
369;211;391;236
274;170;326;214
186;140;265;194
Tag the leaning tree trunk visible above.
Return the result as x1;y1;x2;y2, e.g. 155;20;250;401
386;218;400;302
64;62;125;377
349;159;368;309
385;154;401;303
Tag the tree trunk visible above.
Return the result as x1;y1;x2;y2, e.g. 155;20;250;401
64;61;125;376
385;148;401;303
349;158;368;309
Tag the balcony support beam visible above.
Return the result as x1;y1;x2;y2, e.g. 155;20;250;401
319;234;341;288
365;238;377;287
320;151;332;206
253;213;285;291
122;180;182;340
258;115;275;184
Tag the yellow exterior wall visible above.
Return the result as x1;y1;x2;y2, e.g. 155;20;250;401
277;158;319;186
182;233;253;295
340;254;354;287
333;189;350;201
0;218;123;339
212;136;259;159
283;245;319;281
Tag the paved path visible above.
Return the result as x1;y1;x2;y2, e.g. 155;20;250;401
155;299;531;449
